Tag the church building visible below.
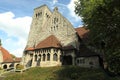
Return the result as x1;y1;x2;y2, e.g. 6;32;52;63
0;40;21;69
22;5;100;68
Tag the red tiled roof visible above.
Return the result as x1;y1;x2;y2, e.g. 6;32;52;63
75;27;89;39
0;46;13;62
4;58;13;63
36;35;61;49
14;58;22;62
25;47;34;51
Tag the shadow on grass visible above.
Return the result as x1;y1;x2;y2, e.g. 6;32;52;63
52;66;112;80
4;66;120;80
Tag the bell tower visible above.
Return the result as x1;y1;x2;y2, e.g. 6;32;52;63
26;5;52;48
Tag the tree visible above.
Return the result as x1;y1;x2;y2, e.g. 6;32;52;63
10;54;16;58
75;0;120;74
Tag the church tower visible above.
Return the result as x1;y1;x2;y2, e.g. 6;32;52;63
22;5;80;67
26;5;52;48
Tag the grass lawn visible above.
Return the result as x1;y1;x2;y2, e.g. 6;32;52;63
4;66;120;80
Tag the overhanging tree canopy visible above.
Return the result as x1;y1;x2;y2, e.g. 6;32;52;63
75;0;120;74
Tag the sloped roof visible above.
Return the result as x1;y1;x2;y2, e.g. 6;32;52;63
75;27;89;39
14;58;22;62
25;47;34;51
36;35;61;49
0;46;13;62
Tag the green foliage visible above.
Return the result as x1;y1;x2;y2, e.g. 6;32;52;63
16;64;24;70
75;0;120;74
0;67;2;70
10;54;16;58
4;66;120;80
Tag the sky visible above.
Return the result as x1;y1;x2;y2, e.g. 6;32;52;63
0;0;83;57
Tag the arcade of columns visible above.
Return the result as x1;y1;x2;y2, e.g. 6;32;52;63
23;48;75;67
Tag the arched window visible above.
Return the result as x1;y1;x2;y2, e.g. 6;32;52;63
43;54;46;61
36;14;37;17
35;55;37;61
53;53;58;61
54;17;58;24
47;53;50;61
56;25;58;30
3;64;7;69
9;63;14;68
38;13;40;16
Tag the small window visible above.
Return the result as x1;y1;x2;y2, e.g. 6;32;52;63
56;25;58;29
54;18;56;23
46;13;49;18
38;13;40;16
53;53;58;61
47;53;50;61
35;55;37;61
40;12;42;15
54;17;58;24
79;58;85;64
30;54;33;57
43;54;46;61
77;59;79;64
36;14;37;17
56;18;58;22
89;62;94;65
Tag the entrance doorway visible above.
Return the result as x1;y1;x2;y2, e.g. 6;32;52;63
62;55;72;65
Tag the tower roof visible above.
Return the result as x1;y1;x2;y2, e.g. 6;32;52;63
0;46;13;62
35;35;61;49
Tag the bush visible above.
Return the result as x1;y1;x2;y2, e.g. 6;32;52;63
16;64;24;70
0;67;2;70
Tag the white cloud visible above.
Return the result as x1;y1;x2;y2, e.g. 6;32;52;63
0;12;32;57
0;12;32;39
53;0;58;4
11;48;24;57
67;0;81;22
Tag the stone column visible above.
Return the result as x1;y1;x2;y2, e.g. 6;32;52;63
58;50;61;62
50;48;53;61
41;51;43;62
45;53;47;61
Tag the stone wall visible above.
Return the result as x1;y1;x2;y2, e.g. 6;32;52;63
26;5;52;47
76;56;99;68
26;5;79;49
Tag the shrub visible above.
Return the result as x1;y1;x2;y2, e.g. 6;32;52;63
16;64;24;70
0;67;2;70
